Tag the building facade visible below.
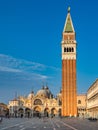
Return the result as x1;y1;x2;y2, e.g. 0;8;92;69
87;79;98;118
77;94;87;117
8;86;62;117
61;7;77;116
0;103;8;117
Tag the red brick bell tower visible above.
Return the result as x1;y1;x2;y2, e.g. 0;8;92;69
61;7;77;116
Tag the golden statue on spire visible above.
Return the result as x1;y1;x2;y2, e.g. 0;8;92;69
68;7;70;13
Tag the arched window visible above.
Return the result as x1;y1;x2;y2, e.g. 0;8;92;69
34;99;42;105
64;47;67;52
69;48;71;52
78;100;81;104
72;47;74;52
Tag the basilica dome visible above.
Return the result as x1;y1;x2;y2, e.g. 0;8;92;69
28;91;34;99
36;86;52;98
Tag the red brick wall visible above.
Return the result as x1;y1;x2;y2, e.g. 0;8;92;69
62;59;77;116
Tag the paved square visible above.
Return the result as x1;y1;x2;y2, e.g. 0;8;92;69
0;117;98;130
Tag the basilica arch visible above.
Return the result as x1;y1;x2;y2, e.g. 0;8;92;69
44;108;50;117
58;108;62;117
51;108;57;116
34;99;42;105
25;108;31;118
33;106;41;117
18;108;24;117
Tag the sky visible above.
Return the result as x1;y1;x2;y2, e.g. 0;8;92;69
0;0;98;103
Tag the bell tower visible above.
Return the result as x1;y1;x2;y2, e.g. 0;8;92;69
61;7;77;116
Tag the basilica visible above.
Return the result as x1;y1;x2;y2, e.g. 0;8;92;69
8;86;62;118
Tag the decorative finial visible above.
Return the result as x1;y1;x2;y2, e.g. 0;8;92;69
68;7;71;13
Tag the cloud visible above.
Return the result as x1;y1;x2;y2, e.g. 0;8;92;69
0;54;46;72
0;54;61;81
0;66;21;73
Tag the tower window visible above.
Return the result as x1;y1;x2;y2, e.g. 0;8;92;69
72;47;74;52
64;48;67;52
69;48;71;52
64;47;74;52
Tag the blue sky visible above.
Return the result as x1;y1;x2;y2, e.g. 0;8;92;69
0;0;98;103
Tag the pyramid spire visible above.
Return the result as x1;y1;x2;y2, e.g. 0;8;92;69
63;7;75;33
